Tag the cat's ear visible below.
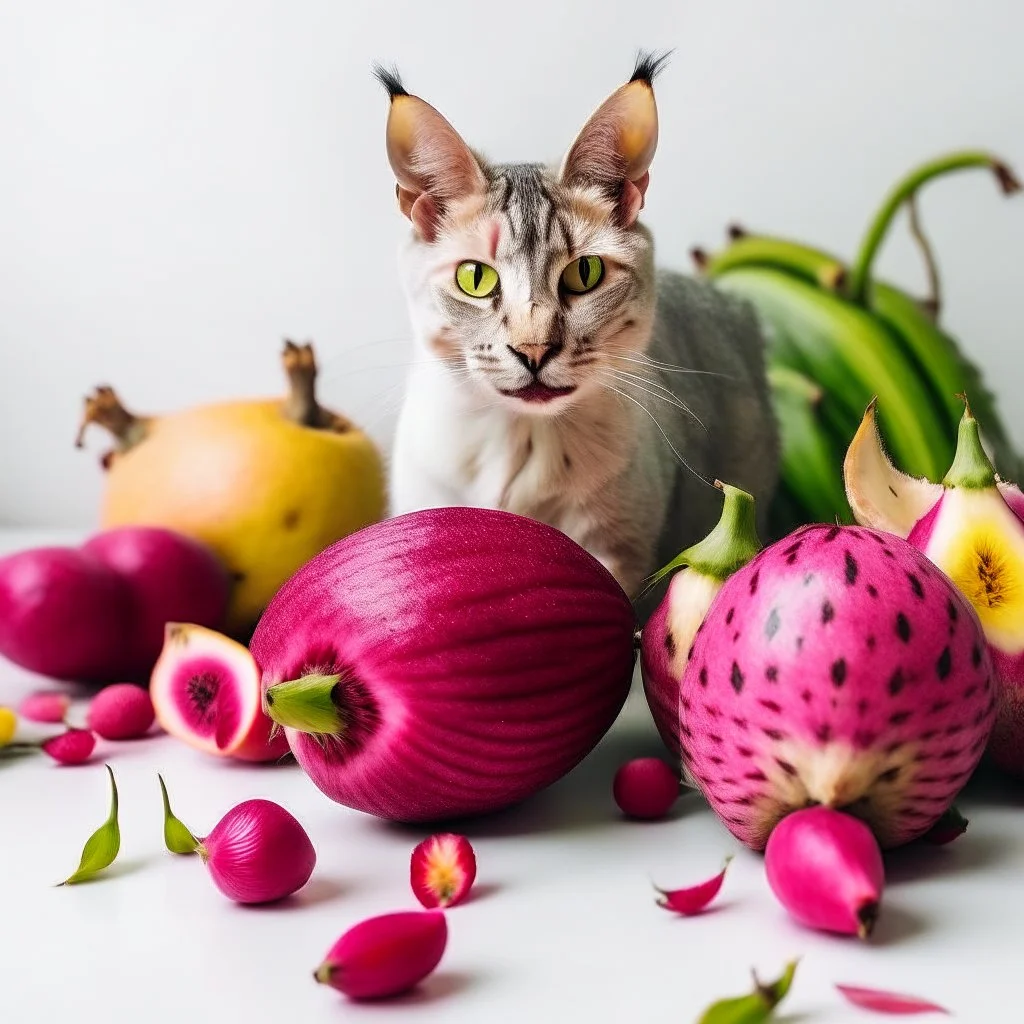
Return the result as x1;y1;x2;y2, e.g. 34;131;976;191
374;65;488;242
559;51;669;226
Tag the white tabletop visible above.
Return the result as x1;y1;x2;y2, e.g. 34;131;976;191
1;528;1019;1024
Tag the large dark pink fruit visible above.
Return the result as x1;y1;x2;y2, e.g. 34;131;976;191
254;507;636;822
150;624;289;763
681;523;996;850
82;527;229;676
0;547;134;681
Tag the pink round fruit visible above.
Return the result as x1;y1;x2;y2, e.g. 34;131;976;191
613;757;679;819
41;728;97;766
150;624;289;763
681;523;996;850
254;506;637;822
18;690;70;724
0;547;134;682
86;683;155;740
82;527;230;676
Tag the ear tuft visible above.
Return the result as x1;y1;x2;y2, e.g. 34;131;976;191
629;49;672;85
372;62;409;99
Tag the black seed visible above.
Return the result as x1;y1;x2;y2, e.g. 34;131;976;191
783;540;803;562
907;573;924;598
736;745;754;757
765;608;781;639
816;723;832;743
749;569;760;594
687;644;695;660
699;666;708;687
830;697;839;710
730;662;745;693
821;600;835;624
708;732;722;744
775;758;798;776
888;669;905;696
844;551;859;584
964;684;978;700
885;740;905;755
857;698;870;716
744;770;768;782
896;612;912;642
759;698;782;713
725;607;735;625
876;766;900;784
824;526;841;541
853;730;878;749
765;665;779;682
831;658;847;687
709;755;725;766
947;599;958;621
803;571;815;586
796;636;804;651
680;696;691;712
883;548;895;559
921;729;939;741
732;631;740;642
762;727;785;741
801;689;813;704
706;704;721;718
945;723;965;736
867;584;879;598
731;716;748;730
680;724;692;738
972;644;983;668
889;710;912;725
733;796;755;806
930;699;952;713
938;747;964;762
866;635;877;650
664;631;676;656
936;646;952;680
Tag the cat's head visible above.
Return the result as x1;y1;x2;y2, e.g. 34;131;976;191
377;54;668;415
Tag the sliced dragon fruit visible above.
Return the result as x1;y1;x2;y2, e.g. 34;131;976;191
149;623;289;763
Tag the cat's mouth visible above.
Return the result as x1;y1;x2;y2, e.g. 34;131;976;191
500;382;578;404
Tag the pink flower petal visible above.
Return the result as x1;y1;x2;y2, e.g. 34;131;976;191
654;856;732;915
836;984;950;1015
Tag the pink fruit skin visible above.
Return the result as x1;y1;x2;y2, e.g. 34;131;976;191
765;806;884;938
41;728;97;766
18;690;70;724
200;799;316;904
410;833;477;909
229;718;290;763
318;911;448;1000
0;547;135;682
612;757;679;819
86;683;155;740
681;524;996;850
639;592;680;758
82;527;229;676
251;507;636;822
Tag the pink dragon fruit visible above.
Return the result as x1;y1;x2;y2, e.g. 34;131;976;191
845;398;1024;778
640;482;762;760
680;522;995;850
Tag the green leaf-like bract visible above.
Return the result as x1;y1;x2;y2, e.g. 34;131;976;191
158;773;200;855
61;764;121;885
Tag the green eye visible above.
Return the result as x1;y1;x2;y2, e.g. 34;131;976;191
456;261;499;298
561;255;605;294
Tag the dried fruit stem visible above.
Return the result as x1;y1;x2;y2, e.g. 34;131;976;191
281;340;353;433
74;386;152;455
848;150;1021;305
905;194;942;320
264;673;345;736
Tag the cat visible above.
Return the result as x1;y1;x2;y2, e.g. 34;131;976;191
375;53;779;619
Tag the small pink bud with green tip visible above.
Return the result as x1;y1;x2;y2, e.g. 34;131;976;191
42;728;96;766
157;774;316;903
19;690;70;724
60;764;120;885
314;910;448;1001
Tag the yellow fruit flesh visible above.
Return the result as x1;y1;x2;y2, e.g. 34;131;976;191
100;399;386;635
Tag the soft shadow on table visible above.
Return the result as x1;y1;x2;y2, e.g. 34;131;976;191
956;758;1024;810
884;826;1014;886
868;903;929;947
353;971;480;1009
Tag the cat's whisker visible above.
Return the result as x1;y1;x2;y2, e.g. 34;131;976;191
604;347;734;380
600;368;708;435
595;379;713;489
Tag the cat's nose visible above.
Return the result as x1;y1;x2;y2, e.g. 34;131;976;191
507;342;561;375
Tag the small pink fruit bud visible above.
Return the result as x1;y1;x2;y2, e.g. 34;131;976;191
314;911;448;1001
410;833;477;909
613;757;679;820
42;728;96;766
765;806;884;938
87;683;155;740
19;690;70;724
654;856;732;915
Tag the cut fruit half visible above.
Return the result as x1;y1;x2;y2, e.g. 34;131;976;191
150;623;289;763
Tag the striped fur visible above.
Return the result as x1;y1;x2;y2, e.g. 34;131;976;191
386;62;779;617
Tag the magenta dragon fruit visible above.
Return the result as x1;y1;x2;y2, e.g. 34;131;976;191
641;482;762;760
680;522;996;850
845;398;1024;778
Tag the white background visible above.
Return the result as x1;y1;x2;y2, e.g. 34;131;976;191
2;0;1023;527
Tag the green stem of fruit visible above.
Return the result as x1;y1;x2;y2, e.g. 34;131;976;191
264;673;345;736
943;397;997;490
646;481;761;587
848;150;1021;305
